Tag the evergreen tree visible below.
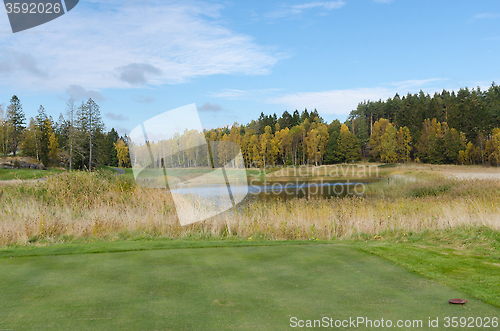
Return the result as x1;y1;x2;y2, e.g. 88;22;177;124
107;128;120;167
324;120;341;164
443;128;462;164
86;98;103;170
300;109;310;123
75;99;104;170
291;110;300;127
35;106;52;165
278;111;293;129
6;95;25;156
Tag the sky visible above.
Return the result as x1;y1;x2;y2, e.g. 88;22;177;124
0;0;499;135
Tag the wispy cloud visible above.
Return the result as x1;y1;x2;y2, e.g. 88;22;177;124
66;85;105;101
116;63;162;85
198;102;223;112
0;48;46;77
133;95;155;103
116;127;130;135
0;1;279;92
265;79;448;115
105;112;129;121
472;13;500;20
266;1;345;19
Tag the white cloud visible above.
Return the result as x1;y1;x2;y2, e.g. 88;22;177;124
472;13;500;20
0;1;279;92
266;1;345;19
265;79;448;115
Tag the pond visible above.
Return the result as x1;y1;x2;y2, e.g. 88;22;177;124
244;179;368;201
169;178;374;204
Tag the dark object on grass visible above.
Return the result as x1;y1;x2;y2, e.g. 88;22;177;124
449;299;467;305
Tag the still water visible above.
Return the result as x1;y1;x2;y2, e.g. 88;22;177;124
170;178;369;204
245;179;366;201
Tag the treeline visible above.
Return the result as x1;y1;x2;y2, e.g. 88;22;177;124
348;82;500;164
204;109;360;167
131;108;361;169
4;82;500;171
202;82;500;167
368;117;500;165
0;95;130;169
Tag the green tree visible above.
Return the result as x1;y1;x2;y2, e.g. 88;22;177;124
427;120;445;164
35;106;53;165
259;126;274;167
369;118;390;160
396;126;412;162
114;139;130;168
289;125;305;165
490;128;500;166
324;120;341;164
107;128;120;167
75;99;104;170
443;128;462;164
21;118;38;159
379;123;398;163
48;132;60;162
6;95;26;156
337;124;360;162
476;132;486;165
465;142;477;165
86;98;103;170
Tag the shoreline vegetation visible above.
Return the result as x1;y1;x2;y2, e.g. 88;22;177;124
0;163;498;246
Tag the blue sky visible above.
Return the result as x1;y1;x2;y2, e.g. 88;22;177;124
0;0;499;135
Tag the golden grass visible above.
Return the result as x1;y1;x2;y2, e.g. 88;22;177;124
0;166;499;245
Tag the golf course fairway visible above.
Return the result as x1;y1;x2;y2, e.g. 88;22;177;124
0;241;498;330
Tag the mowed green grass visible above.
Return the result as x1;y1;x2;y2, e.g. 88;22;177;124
0;241;498;330
0;168;63;180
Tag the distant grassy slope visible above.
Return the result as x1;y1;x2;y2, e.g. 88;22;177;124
0;168;63;181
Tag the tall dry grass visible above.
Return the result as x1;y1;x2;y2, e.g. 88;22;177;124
0;170;499;245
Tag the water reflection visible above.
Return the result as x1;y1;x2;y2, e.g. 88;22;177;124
169;179;368;206
246;180;366;201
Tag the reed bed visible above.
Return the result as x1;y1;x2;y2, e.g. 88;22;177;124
0;170;499;245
